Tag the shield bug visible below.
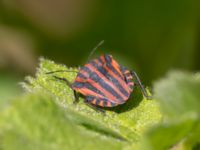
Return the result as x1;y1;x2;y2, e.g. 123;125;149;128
47;43;151;111
71;54;151;108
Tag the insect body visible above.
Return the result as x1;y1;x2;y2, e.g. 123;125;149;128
72;54;135;107
48;54;150;111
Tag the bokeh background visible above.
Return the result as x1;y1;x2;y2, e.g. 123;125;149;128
0;0;200;101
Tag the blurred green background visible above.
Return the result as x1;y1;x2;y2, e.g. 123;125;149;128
0;0;200;99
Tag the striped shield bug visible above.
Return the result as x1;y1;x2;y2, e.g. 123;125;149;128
47;42;151;112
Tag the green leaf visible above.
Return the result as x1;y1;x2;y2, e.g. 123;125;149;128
141;115;199;150
183;121;200;150
0;93;124;150
154;71;200;120
21;58;161;144
141;71;200;150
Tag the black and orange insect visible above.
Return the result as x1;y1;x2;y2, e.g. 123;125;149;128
47;43;151;111
72;54;151;108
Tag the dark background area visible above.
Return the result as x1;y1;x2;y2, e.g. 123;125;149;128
0;0;200;100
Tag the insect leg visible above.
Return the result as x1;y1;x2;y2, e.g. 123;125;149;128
73;90;80;104
130;71;152;99
52;76;80;103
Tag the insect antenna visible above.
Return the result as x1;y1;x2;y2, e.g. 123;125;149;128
46;70;78;74
87;40;104;62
